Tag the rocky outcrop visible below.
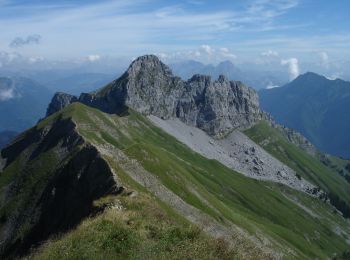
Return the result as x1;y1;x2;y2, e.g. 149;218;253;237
46;92;78;117
46;55;261;136
176;74;259;136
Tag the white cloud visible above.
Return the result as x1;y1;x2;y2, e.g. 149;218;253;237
0;0;302;59
261;50;279;57
318;51;329;68
255;50;279;64
219;47;237;59
266;85;280;89
200;45;213;55
281;58;299;81
0;87;15;101
0;51;47;67
0;51;23;65
87;54;101;62
157;45;237;63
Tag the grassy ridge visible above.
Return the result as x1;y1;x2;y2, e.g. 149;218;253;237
61;103;350;258
32;194;245;260
244;121;350;212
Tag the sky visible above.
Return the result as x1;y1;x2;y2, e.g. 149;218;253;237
0;0;350;79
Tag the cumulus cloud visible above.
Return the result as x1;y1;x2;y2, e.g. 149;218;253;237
281;58;299;81
9;34;42;48
87;54;101;62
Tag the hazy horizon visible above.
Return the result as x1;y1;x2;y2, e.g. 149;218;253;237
0;0;350;81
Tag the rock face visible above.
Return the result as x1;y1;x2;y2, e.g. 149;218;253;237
176;74;259;136
46;92;78;116
46;55;261;136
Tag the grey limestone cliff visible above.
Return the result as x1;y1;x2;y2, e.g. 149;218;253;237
46;55;261;137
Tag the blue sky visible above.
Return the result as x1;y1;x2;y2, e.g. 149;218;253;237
0;0;349;78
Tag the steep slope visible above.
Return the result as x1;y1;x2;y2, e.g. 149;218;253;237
259;72;350;158
1;103;350;259
0;77;53;132
245;121;350;218
0;107;120;256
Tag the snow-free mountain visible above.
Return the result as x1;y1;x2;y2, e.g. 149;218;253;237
170;59;289;90
1;56;350;259
260;72;350;159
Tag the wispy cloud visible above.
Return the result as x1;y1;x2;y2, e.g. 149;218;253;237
261;50;279;57
9;34;41;48
0;0;302;58
156;45;237;63
0;0;348;77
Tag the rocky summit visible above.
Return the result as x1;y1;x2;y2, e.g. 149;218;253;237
48;55;260;137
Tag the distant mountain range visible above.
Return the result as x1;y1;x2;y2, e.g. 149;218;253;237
0;77;53;132
260;72;350;159
170;60;289;89
35;72;116;95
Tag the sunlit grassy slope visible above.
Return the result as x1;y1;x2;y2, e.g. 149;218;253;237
4;103;349;259
26;103;350;258
244;121;350;217
32;194;246;260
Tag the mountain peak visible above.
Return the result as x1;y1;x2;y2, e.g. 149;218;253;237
295;72;327;82
127;54;173;78
46;55;261;136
